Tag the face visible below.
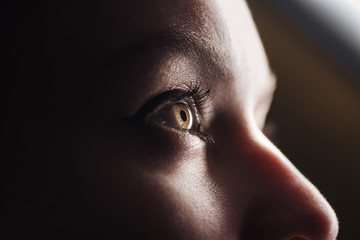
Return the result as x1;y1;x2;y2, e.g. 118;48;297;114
18;0;338;239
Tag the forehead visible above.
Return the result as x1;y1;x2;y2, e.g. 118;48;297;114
56;0;272;106
56;0;222;58
57;1;265;58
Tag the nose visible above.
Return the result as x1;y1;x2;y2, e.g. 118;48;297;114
215;125;339;240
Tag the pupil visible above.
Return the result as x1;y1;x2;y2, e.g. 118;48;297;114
180;110;187;122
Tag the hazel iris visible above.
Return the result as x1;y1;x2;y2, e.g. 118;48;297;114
173;103;193;130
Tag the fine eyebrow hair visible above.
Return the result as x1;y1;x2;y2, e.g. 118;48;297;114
99;30;228;80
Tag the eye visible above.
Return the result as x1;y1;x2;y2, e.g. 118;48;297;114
149;98;213;142
148;100;197;133
173;102;193;130
127;84;214;142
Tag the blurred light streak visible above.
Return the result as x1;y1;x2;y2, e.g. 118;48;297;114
297;0;360;57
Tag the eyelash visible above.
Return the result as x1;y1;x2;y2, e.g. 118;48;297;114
183;82;212;110
181;82;214;142
127;82;214;143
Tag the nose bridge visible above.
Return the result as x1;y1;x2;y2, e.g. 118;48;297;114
230;127;339;240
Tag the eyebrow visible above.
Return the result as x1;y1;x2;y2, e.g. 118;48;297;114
98;30;228;80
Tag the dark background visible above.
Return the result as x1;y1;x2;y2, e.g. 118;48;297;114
247;0;360;239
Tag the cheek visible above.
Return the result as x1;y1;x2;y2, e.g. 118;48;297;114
93;131;230;239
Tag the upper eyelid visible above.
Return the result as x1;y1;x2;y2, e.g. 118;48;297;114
126;89;196;122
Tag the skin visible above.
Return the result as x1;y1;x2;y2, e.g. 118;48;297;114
5;0;338;239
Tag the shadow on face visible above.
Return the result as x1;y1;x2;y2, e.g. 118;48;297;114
2;0;338;239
